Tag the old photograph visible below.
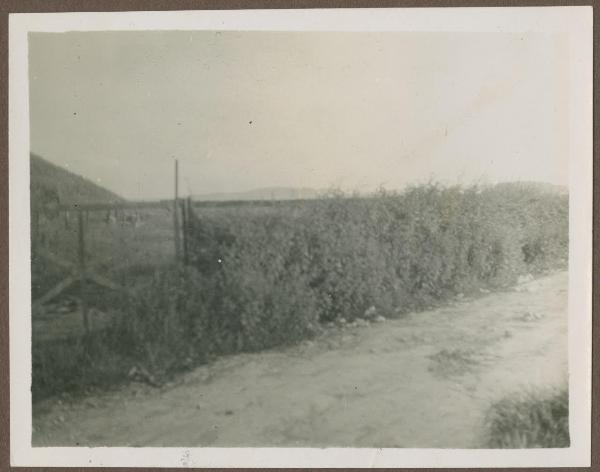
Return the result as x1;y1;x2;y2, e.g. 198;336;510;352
9;7;592;469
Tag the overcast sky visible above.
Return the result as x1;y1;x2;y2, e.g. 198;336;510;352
29;31;568;200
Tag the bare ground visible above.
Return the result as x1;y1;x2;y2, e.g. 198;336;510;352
32;271;568;448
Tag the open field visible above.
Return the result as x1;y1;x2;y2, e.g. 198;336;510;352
33;270;568;447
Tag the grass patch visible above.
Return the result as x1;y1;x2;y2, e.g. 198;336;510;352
484;387;569;448
427;348;483;378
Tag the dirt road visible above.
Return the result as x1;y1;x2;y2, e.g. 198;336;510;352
33;271;568;448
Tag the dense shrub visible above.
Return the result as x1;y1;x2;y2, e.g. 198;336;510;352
484;387;569;448
32;183;568;400
32;330;128;402
184;183;568;327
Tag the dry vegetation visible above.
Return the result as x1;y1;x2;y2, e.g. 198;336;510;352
32;183;568;402
484;387;569;448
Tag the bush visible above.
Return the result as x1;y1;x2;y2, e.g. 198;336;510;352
185;183;568;325
484;387;569;448
32;183;569;400
32;330;128;402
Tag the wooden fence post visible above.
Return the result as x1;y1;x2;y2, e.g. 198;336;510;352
181;199;189;266
187;197;192;256
77;210;90;336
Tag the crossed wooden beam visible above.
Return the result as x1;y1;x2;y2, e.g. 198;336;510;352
32;246;127;311
32;201;174;330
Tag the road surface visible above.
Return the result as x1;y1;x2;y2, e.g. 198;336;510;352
33;271;568;448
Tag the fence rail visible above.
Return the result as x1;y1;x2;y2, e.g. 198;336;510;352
33;196;188;334
57;200;172;212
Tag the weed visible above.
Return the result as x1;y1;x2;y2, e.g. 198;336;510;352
484;387;569;448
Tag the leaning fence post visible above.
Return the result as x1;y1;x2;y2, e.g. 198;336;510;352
77;210;90;336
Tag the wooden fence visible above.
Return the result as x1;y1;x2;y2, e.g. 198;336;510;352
31;185;201;337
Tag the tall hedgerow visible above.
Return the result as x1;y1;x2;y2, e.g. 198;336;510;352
178;183;567;346
32;183;568;400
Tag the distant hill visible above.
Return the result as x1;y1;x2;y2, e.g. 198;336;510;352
30;153;124;208
492;181;568;196
192;182;568;202
192;186;321;202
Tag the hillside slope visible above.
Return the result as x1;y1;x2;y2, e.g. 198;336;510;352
30;153;123;207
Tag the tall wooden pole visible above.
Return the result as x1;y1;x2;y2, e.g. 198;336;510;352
181;199;189;266
173;159;181;264
77;210;89;336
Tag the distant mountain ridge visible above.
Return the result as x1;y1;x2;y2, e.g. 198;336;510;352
29;153;567;206
492;181;568;196
30;153;124;207
191;182;568;202
192;187;322;202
